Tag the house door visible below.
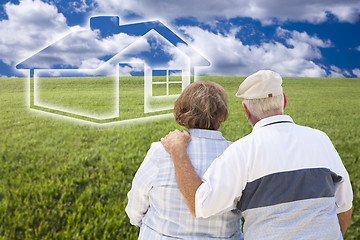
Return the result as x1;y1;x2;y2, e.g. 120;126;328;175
118;63;145;121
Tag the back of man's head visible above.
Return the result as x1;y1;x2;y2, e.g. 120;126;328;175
236;70;285;121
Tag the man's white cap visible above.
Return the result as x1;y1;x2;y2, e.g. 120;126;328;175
235;70;283;99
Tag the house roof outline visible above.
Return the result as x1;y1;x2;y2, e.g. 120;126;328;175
16;16;210;71
16;16;210;124
106;29;191;69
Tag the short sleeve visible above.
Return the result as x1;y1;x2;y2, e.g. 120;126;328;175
320;132;353;213
334;170;353;213
195;142;247;218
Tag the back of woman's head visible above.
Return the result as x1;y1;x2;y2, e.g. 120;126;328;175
174;80;228;130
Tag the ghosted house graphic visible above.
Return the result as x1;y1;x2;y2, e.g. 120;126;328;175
16;16;210;123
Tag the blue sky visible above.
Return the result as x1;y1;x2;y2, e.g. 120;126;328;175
0;0;359;78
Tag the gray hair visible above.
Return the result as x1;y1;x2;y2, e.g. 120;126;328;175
242;94;284;120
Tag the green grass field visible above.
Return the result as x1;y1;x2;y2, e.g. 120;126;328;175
0;76;359;239
32;76;177;123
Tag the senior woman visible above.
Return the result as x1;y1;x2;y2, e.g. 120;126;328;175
126;80;243;239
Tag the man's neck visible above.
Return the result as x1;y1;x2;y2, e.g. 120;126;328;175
250;112;284;128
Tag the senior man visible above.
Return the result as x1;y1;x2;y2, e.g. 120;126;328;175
161;70;353;240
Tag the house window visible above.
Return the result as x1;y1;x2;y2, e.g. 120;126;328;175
152;70;182;96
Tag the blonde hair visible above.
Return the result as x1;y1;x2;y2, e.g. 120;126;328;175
174;80;228;130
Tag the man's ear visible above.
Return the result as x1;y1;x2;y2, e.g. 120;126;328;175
283;93;287;110
242;102;251;119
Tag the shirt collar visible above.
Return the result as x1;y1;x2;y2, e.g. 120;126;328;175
188;128;226;140
253;115;294;131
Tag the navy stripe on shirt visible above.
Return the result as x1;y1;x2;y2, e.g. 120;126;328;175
237;168;342;212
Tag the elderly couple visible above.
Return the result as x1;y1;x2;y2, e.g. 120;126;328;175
126;70;353;240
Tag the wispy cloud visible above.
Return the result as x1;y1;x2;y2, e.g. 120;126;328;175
71;0;91;13
328;65;352;78
352;68;360;78
92;0;360;24
177;25;338;77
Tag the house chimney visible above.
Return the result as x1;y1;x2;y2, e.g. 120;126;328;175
90;16;120;38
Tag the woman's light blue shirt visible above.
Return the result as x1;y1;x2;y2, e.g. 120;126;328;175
126;129;243;239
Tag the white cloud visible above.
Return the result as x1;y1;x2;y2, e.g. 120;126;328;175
0;0;70;66
352;68;360;78
18;29;141;69
277;28;332;48
92;0;360;24
71;0;91;13
118;65;133;76
114;33;150;55
2;0;355;79
107;29;188;70
178;26;335;77
328;65;352;78
328;71;345;78
164;44;189;70
329;4;360;23
276;28;332;60
0;2;142;73
79;58;106;69
356;46;360;51
118;62;145;76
